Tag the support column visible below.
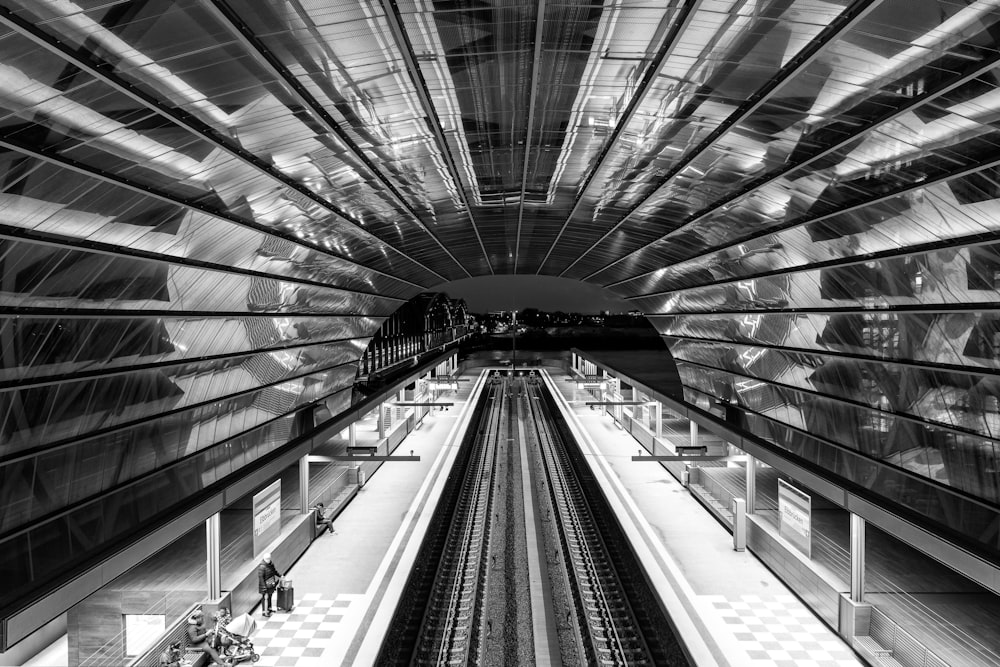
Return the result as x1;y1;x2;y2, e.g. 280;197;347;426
299;455;309;514
851;513;866;602
746;455;756;514
732;498;746;552
378;402;386;439
349;421;360;480
653;403;662;439
690;420;699;448
206;513;221;600
839;513;872;639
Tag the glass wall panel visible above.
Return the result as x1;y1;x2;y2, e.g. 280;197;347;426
679;378;1000;560
0;386;349;613
2;0;468;280
64;522;206;667
653;311;1000;372
668;337;1000;441
865;523;1000;666
0;315;375;384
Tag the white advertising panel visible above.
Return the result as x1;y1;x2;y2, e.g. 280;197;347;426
778;479;811;558
252;480;282;557
124;614;164;657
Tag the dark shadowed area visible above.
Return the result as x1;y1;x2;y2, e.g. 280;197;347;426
440;275;632;313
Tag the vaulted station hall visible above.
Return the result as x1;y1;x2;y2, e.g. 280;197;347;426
3;1;1000;665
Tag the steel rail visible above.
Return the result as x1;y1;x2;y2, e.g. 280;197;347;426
416;379;502;665
525;380;648;665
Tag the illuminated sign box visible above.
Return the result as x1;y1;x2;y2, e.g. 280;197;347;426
778;479;811;558
253;479;282;557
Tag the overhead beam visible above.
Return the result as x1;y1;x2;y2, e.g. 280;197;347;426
613;148;1000;292
377;0;493;274
585;401;647;406
0;139;424;292
536;0;704;273
513;0;548;271
607;50;1000;291
202;0;470;279
0;6;447;282
632;455;735;462
565;0;885;280
315;455;421;462
393;402;455;407
624;219;1000;300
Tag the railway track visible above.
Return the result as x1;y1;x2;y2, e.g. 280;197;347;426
413;378;504;665
377;370;683;666
523;378;654;666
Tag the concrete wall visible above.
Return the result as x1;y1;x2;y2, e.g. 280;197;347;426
67;589;203;666
229;516;314;616
746;516;845;628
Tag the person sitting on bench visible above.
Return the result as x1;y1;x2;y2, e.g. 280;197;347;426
186;608;227;665
159;641;182;667
313;503;336;535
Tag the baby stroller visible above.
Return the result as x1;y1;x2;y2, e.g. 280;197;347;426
212;608;259;664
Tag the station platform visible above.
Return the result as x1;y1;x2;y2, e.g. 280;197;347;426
242;371;485;667
540;364;862;667
243;364;863;667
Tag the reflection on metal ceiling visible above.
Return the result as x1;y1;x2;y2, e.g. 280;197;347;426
5;0;1000;626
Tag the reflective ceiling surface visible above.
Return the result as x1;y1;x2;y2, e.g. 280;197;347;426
5;0;1000;632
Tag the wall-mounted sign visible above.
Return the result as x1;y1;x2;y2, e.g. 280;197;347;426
778;479;811;558
252;480;282;558
124;614;164;657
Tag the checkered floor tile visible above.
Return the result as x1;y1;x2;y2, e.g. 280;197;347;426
249;593;363;666
699;594;862;667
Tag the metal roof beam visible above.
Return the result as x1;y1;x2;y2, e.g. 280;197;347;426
535;0;704;273
562;0;884;279
0;6;448;282
0;135;427;291
204;0;472;278
514;0;548;271
377;0;494;274
601;49;1000;289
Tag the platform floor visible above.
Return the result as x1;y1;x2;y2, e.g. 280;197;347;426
246;365;862;666
541;366;862;667
245;373;483;667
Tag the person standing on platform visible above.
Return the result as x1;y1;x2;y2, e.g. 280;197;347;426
257;553;282;617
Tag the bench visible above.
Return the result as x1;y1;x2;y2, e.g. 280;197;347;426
854;636;901;666
312;508;330;538
127;606;211;667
